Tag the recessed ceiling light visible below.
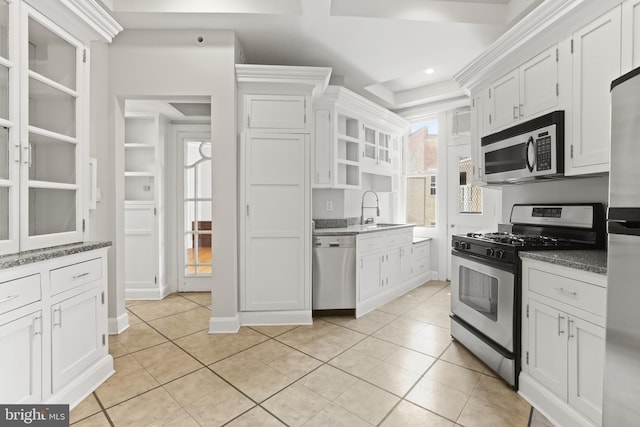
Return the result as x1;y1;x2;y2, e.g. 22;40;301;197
425;68;435;75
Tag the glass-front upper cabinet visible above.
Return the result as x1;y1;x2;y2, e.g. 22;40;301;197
18;5;85;251
0;0;17;254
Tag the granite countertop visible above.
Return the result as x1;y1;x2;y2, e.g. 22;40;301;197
519;250;607;275
313;224;415;236
0;241;112;270
413;236;432;244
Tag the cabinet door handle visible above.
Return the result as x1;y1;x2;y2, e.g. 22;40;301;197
519;104;524;117
73;272;90;280
513;105;518;120
14;144;21;163
0;294;19;304
557;314;565;336
568;319;575;339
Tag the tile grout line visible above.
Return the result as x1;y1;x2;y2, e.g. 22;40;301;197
98;284;489;426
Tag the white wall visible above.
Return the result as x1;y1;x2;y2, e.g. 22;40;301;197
106;29;238;331
500;175;609;222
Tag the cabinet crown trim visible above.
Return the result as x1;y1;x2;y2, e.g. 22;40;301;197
235;64;331;99
322;86;409;132
454;0;621;91
60;0;123;42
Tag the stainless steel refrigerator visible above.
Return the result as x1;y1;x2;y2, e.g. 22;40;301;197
603;66;640;426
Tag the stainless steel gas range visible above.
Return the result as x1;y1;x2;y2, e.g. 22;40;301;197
450;203;606;389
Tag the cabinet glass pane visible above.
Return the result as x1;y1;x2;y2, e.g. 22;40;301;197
29;78;76;137
28;133;75;184
0;65;8;120
0;2;8;59
0;126;7;179
0;186;8;240
28;188;75;236
28;17;76;90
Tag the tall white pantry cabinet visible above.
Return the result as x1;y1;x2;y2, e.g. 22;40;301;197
236;65;331;325
0;0;121;408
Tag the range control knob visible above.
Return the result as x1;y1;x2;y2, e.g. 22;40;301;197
486;248;495;257
460;242;469;250
495;250;504;259
453;241;460;249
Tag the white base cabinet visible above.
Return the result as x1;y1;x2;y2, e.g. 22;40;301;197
0;247;113;408
356;229;431;317
520;258;606;427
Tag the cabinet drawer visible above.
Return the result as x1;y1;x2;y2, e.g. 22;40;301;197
386;231;412;247
358;235;385;254
0;274;41;314
50;258;102;296
527;267;606;317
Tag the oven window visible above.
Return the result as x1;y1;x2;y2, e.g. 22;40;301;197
459;266;498;321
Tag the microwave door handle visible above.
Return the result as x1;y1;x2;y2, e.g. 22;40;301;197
525;136;535;172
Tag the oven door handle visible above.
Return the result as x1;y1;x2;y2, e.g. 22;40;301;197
451;250;516;273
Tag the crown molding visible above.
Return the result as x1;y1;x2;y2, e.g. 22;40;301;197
322;86;409;131
61;0;123;42
454;0;622;91
235;64;332;99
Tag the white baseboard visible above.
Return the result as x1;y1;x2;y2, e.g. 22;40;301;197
108;311;129;335
47;355;114;410
239;310;312;326
209;314;240;334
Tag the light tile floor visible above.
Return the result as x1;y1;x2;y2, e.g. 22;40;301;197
70;281;533;426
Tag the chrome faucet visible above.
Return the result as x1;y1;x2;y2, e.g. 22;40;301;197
360;190;380;225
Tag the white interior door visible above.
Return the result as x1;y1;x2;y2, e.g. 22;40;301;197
177;130;212;292
447;144;500;279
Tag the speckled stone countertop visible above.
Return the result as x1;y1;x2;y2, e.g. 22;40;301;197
313;224;415;236
519;250;607;275
0;241;112;270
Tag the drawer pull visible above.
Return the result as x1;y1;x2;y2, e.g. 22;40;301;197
53;307;62;327
0;294;19;304
73;272;91;280
555;287;577;297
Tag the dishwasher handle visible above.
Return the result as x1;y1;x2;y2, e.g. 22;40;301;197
328;242;341;247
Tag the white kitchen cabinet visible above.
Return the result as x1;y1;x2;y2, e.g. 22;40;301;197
399;244;413;283
237;65;330;325
0;2;90;255
0;246;112;407
487;69;519;131
311;86;408;190
51;285;102;394
123;112;166;300
411;240;431;278
355;229;430;317
359;252;382;301
470;94;485;184
568;315;605;424
567;6;621;176
241;132;308;311
0;309;42;403
520;258;606;427
486;45;559;132
527;299;568;400
621;0;640;72
244;94;310;132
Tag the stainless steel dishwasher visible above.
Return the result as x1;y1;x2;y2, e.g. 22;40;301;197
312;235;356;310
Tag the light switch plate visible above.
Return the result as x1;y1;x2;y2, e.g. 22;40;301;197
325;201;333;211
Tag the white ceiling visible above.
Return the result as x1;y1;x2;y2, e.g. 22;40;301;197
108;0;542;113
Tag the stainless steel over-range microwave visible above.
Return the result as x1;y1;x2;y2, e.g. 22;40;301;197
481;111;564;184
